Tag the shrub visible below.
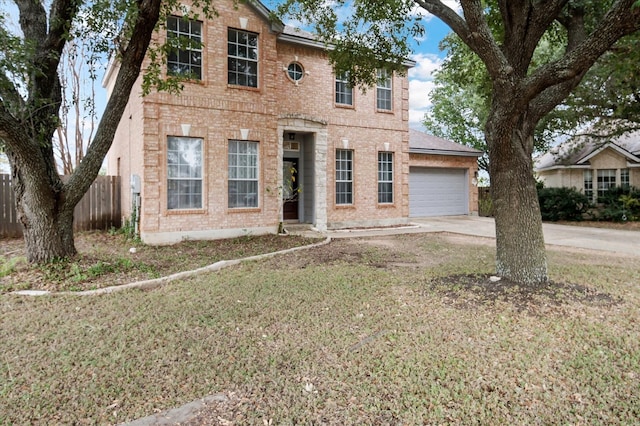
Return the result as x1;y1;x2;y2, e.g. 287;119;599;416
595;186;640;222
537;186;590;221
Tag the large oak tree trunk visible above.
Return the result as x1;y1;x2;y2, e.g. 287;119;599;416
19;199;76;262
1;0;162;264
487;112;547;285
490;144;547;284
9;149;77;262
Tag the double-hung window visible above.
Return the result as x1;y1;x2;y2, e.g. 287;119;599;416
228;29;258;88
597;169;616;200
167;136;203;210
228;140;259;208
378;152;393;204
336;149;353;205
376;69;392;111
335;72;353;106
583;170;593;201
167;16;202;80
621;168;630;188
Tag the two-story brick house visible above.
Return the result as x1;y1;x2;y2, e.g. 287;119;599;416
104;0;479;244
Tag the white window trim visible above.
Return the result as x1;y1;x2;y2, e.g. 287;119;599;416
335;72;353;106
336;149;353;205
167;16;203;80
596;169;616;199
227;28;259;88
583;169;593;201
228;140;260;209
376;69;392;111
378;151;394;204
167;136;204;210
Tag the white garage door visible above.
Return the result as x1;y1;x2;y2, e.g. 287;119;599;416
409;167;468;217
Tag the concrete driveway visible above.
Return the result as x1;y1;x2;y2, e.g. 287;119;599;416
410;216;639;256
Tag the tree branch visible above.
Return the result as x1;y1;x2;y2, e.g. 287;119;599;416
499;0;568;76
0;101;23;143
65;0;163;206
414;0;469;36
0;71;25;114
14;0;47;47
417;0;511;80
522;0;640;104
0;99;51;184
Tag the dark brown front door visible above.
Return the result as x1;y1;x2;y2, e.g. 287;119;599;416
283;158;299;220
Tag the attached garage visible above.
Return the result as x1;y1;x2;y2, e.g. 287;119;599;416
409;167;469;217
408;129;483;218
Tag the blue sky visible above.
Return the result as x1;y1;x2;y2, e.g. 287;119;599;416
406;16;452;129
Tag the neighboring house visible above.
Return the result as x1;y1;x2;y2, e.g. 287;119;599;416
535;130;640;202
104;0;480;244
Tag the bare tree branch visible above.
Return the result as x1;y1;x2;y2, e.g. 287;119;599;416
65;0;164;206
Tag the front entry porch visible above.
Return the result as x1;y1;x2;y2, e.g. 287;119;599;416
277;115;328;231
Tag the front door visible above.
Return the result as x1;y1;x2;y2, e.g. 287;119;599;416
283;158;299;220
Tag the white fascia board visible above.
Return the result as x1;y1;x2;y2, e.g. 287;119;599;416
577;143;640;164
409;148;483;157
101;54;117;89
277;34;417;69
535;164;591;172
277;33;326;49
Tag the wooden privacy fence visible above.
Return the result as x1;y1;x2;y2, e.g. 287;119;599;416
478;187;493;217
0;174;121;238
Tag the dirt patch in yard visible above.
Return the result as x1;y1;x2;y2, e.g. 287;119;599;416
424;273;622;313
0;232;323;293
1;229;633;295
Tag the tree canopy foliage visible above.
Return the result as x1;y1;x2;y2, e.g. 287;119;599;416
424;27;640;167
0;0;215;262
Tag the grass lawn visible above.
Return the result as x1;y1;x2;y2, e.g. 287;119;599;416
1;232;639;424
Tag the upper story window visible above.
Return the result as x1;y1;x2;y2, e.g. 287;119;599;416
228;29;258;88
167;136;203;210
167;16;202;80
287;62;304;82
376;69;392;111
378;152;393;204
335;72;353;106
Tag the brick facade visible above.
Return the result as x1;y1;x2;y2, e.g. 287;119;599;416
105;0;474;243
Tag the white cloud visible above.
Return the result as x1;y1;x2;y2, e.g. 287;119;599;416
409;52;443;80
410;79;436;109
408;53;443;129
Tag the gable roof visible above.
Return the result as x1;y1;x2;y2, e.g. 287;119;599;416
535;130;640;171
247;0;416;67
409;129;483;157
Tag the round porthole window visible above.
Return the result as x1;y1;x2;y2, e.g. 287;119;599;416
287;62;304;82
